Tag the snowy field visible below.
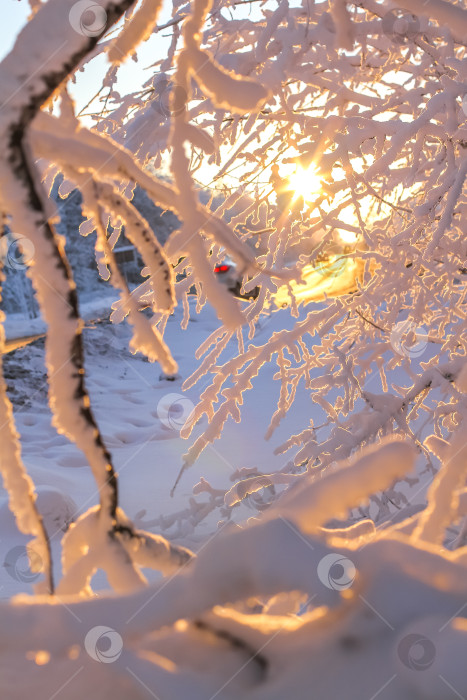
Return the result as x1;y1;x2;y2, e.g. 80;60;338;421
1;289;441;602
0;295;318;597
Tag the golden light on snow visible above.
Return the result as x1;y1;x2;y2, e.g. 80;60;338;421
35;651;50;666
288;165;322;202
26;650;50;666
67;645;81;660
274;257;364;308
337;230;359;244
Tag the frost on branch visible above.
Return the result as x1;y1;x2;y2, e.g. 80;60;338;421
0;0;467;697
0;0;285;594
187;47;271;113
0;0;191;595
3;437;467;698
267;438;417;533
108;0;164;64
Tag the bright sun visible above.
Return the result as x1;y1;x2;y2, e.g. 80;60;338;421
288;165;322;202
338;230;359;244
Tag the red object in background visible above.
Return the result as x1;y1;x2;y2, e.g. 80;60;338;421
214;264;231;273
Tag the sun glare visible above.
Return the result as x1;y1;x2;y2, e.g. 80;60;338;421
338;230;359;244
288;166;322;202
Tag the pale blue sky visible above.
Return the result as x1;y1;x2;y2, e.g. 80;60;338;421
1;1;30;61
1;0;175;114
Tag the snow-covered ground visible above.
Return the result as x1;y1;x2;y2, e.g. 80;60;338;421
2;278;463;700
3;294;120;344
0;295;319;597
1;290;464;700
1;289;440;604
